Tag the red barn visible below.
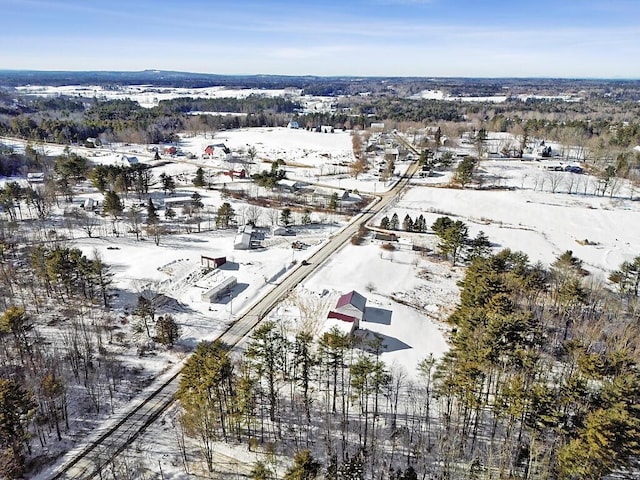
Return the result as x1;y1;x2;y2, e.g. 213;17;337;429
327;290;367;333
204;143;231;157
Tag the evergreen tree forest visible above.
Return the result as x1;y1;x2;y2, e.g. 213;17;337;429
177;248;640;479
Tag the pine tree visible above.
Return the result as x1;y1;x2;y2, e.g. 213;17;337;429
0;378;35;479
246;321;286;422
103;190;123;218
178;340;235;470
216;202;236;229
193;167;205;187
284;450;320;480
389;213;399;230
155;314;181;346
431;218;468;265
402;214;413;231
146;198;159;225
134;295;155;337
467;230;492;261
280;207;293;227
191;192;204;212
250;461;271;480
294;331;316;423
453;156;477;188
328;193;339;213
160;173;176;194
301;209;312;225
609;255;640;297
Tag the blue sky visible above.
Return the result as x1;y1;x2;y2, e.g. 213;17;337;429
1;0;639;78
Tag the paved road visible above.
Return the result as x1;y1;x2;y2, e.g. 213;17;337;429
50;154;419;479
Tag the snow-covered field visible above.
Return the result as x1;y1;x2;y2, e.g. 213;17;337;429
15;84;337;113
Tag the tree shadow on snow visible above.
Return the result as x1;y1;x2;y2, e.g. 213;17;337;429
356;330;411;353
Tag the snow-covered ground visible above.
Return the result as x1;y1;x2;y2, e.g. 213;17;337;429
14;84;337;113
10;123;639;478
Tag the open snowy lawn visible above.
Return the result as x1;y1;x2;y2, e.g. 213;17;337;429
385;169;640;276
271;241;457;378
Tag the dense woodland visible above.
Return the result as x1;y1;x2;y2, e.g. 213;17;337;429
0;74;640;478
176;246;640;479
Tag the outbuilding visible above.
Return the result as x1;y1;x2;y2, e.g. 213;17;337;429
201;276;237;303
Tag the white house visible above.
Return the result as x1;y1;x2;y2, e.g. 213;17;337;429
234;224;257;250
163;197;194;210
121;155;139;165
26;172;45;184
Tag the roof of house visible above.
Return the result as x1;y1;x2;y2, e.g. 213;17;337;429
327;311;358;323
313;187;348;198
335;290;367;312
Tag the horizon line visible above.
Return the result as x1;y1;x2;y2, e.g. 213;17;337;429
1;68;639;82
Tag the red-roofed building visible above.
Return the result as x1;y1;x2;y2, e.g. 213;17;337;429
204;143;231;158
326;290;367;334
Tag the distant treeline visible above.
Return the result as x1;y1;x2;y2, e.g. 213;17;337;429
2;81;640;150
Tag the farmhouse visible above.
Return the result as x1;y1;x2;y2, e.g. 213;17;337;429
313;187;349;200
275;179;307;192
223;169;246;180
163;196;194;209
204;143;231;159
121;155;139;165
326;290;367;334
234;224;261;250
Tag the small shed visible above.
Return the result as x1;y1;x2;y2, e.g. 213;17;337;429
201;255;226;269
83;198;96;211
